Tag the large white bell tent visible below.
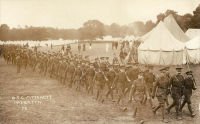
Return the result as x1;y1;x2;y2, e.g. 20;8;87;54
163;14;190;42
185;36;200;64
186;29;200;39
138;21;185;65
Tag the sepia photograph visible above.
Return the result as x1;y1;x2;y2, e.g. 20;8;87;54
0;0;200;123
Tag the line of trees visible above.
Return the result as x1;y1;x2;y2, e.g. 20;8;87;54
0;4;200;41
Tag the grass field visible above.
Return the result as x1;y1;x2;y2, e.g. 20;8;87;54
1;43;200;124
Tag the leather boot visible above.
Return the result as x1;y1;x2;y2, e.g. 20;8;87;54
188;104;196;117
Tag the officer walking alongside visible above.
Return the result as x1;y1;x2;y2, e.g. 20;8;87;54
167;67;185;120
152;67;170;123
179;71;196;117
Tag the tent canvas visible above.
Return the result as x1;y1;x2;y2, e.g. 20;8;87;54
139;28;154;42
123;35;135;41
185;36;200;64
138;22;185;65
186;29;200;39
163;14;190;42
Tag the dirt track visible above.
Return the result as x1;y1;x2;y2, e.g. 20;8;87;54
0;57;200;124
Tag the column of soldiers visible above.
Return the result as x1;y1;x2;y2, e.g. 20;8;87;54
0;44;197;123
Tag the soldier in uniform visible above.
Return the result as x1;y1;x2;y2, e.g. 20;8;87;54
152;67;170;123
105;57;110;66
105;65;116;100
129;70;149;120
167;67;185;120
100;57;108;72
93;57;100;71
43;53;49;76
179;71;196;117
73;63;83;91
78;43;81;53
112;53;119;65
143;66;155;107
64;60;75;87
23;51;28;69
84;63;95;94
125;63;139;97
16;51;22;73
81;62;88;90
93;67;108;103
113;65;131;104
83;43;86;51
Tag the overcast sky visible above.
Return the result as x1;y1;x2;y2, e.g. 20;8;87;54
0;0;200;29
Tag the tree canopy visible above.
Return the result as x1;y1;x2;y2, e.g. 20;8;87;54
0;4;200;41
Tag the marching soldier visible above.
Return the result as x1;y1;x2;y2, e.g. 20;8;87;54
167;67;185;120
143;66;155;107
105;65;116;100
179;71;196;117
93;57;100;71
129;70;149;120
81;62;88;90
112;65;131;104
64;61;75;87
93;67;108;103
100;57;108;72
73;63;83;91
78;43;81;53
84;63;95;94
125;63;139;97
83;43;86;51
16;51;22;73
152;67;170;123
105;57;110;66
112;53;119;65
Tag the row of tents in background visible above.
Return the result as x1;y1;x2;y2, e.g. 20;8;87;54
0;40;79;47
0;35;136;46
0;15;200;65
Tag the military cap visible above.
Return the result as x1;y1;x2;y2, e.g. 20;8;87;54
105;57;109;59
186;71;193;75
159;67;167;72
164;66;170;70
176;67;183;72
100;57;105;60
176;67;183;69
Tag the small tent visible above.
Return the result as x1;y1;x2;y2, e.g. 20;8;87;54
186;29;200;39
138;22;185;65
185;36;200;64
163;14;190;42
